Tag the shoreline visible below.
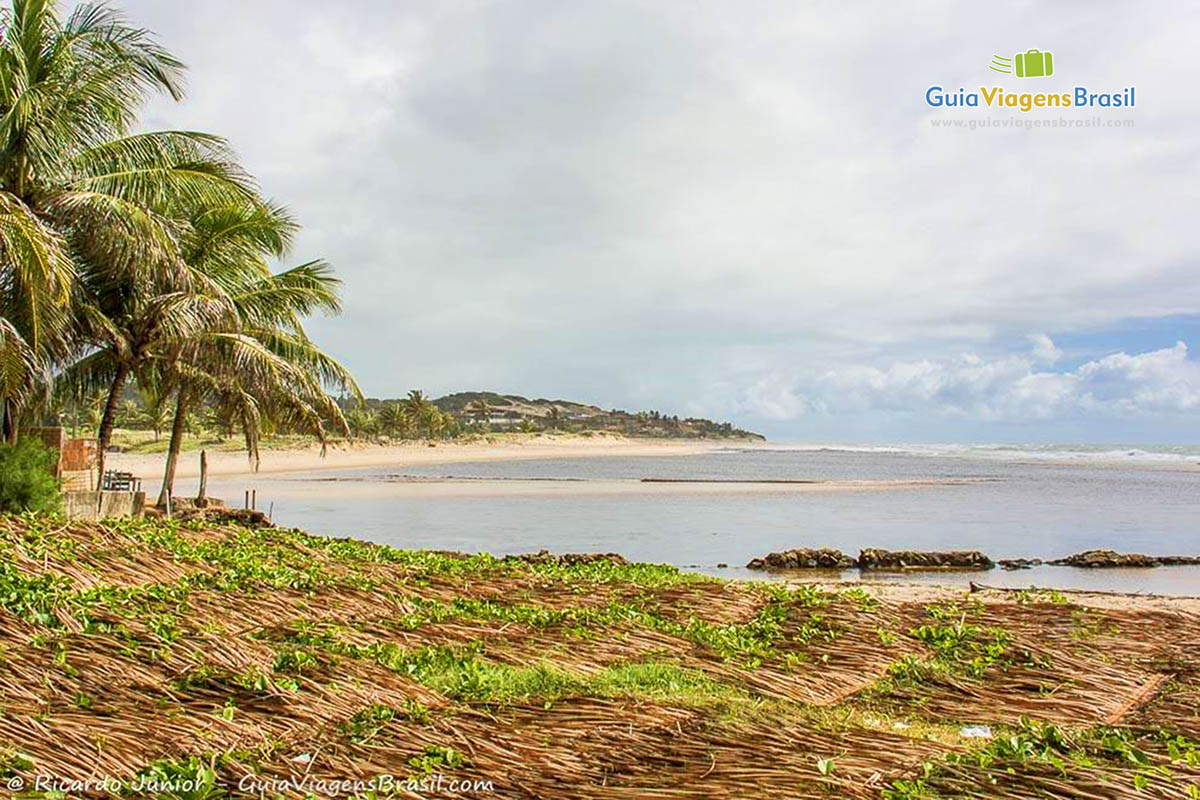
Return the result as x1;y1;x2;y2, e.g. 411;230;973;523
205;476;977;500
111;434;737;490
799;579;1200;615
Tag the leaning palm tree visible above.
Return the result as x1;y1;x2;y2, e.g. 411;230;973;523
158;322;356;505
65;197;293;495
208;291;358;471
151;209;355;506
1;0;253;472
153;201;358;504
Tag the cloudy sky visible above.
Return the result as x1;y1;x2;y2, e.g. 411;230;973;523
116;0;1200;442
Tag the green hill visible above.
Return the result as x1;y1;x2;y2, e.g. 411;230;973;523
358;391;763;440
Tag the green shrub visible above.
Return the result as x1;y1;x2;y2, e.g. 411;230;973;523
0;438;62;513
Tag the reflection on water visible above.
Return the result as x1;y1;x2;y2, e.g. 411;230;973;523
747;565;1200;595
177;446;1200;596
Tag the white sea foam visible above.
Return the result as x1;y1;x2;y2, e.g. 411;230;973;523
725;442;1200;465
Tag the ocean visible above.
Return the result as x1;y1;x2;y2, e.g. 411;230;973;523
196;443;1200;595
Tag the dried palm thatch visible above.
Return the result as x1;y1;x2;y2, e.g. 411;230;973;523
915;733;1200;800
0;515;1198;799
1;516;215;589
1125;639;1200;738
217;698;951;799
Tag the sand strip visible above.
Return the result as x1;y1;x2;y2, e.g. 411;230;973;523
111;435;729;489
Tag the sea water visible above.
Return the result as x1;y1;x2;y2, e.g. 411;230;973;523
193;443;1200;595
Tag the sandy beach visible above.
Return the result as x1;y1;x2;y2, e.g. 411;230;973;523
805;580;1200;615
111;434;729;487
111;435;991;499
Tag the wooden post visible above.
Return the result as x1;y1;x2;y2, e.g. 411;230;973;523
251;489;256;510
244;490;249;510
196;450;208;507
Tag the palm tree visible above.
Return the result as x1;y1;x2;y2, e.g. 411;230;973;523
393;406;415;439
0;0;253;474
135;384;171;441
378;401;407;438
115;398;140;429
419;404;443;441
153;200;358;504
156;270;358;504
346;407;378;440
404;389;428;415
404;390;435;438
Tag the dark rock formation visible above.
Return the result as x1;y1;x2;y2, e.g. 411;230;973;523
745;548;855;570
858;548;993;571
507;549;628;566
143;501;272;528
1048;550;1200;568
998;558;1043;571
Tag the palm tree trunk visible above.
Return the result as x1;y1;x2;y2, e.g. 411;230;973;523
158;389;189;507
2;398;16;444
94;363;130;492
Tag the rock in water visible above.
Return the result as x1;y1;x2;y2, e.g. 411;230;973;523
998;558;1043;571
745;548;855;570
507;550;628;566
1048;550;1200;568
858;548;994;571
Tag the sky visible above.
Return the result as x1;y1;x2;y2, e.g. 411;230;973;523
114;0;1200;443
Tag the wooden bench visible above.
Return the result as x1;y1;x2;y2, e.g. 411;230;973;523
102;471;142;492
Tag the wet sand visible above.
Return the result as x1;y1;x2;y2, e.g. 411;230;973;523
210;475;980;500
803;580;1200;615
115;436;989;498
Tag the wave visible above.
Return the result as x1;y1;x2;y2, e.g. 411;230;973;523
720;442;1200;464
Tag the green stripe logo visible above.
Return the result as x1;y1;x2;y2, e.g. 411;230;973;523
989;49;1054;78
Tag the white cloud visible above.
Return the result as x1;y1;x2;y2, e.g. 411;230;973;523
1028;334;1062;365
740;338;1200;422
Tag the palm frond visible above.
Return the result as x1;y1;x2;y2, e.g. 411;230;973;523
0;189;74;357
69;131;255;211
62;2;187;101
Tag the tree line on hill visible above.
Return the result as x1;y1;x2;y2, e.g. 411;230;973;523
74;387;763;448
345;391;764;441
